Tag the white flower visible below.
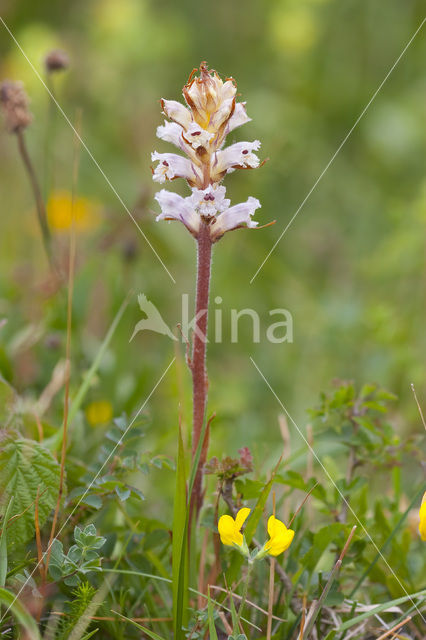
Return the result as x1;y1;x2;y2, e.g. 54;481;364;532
161;99;192;129
188;185;230;218
155;189;201;237
210;196;260;241
226;102;251;134
183;122;214;150
155;185;260;242
212;141;261;180
151;151;202;186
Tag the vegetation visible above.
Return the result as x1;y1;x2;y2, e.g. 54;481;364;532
0;1;425;638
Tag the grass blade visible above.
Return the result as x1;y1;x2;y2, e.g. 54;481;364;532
0;497;14;587
173;424;188;639
208;586;219;640
113;610;166;639
337;589;426;632
0;587;42;639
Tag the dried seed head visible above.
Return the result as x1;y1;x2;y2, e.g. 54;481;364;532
0;81;32;133
44;49;70;73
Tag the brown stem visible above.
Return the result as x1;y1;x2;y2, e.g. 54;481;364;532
190;221;212;516
15;128;53;266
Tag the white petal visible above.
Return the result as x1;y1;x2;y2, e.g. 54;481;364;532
183;122;214;150
156;121;183;146
226;102;251;133
210;197;261;241
188;185;230;218
210;97;235;130
155;189;200;236
156;121;196;158
161;99;193;129
151;151;201;185
221;79;237;101
212;140;261;178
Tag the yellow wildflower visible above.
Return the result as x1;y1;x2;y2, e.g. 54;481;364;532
419;493;426;541
47;190;101;232
218;507;250;548
86;400;113;426
264;515;295;557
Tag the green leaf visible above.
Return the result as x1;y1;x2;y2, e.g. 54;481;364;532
115;485;131;501
301;523;347;571
0;438;61;547
0;586;42;639
81;495;102;510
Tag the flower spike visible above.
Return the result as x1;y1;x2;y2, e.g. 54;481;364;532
152;62;264;242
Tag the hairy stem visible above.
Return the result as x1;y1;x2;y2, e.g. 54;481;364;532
190;221;212;516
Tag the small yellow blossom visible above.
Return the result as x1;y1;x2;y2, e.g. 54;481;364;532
47;190;101;232
419;493;426;541
218;507;250;548
86;400;113;426
264;515;295;557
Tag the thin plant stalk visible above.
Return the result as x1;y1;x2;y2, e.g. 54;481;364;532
15;128;53;267
44;111;81;578
266;557;275;640
190;222;212;515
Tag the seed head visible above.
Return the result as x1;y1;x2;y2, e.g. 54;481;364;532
44;49;70;73
0;81;32;133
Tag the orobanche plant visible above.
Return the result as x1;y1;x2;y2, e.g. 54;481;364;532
151;62;265;515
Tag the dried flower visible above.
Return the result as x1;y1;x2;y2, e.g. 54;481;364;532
152;62;263;241
44;49;70;73
0;81;32;133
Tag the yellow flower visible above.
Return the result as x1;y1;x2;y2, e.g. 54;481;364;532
86;400;113;426
264;515;295;557
47;190;101;232
218;508;251;548
419;493;426;541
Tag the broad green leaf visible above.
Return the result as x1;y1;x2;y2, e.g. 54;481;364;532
0;586;42;639
301;523;347;571
0;438;61;547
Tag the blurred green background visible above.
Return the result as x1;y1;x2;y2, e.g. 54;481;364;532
0;0;425;485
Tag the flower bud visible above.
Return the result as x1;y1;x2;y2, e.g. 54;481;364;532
44;49;69;73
